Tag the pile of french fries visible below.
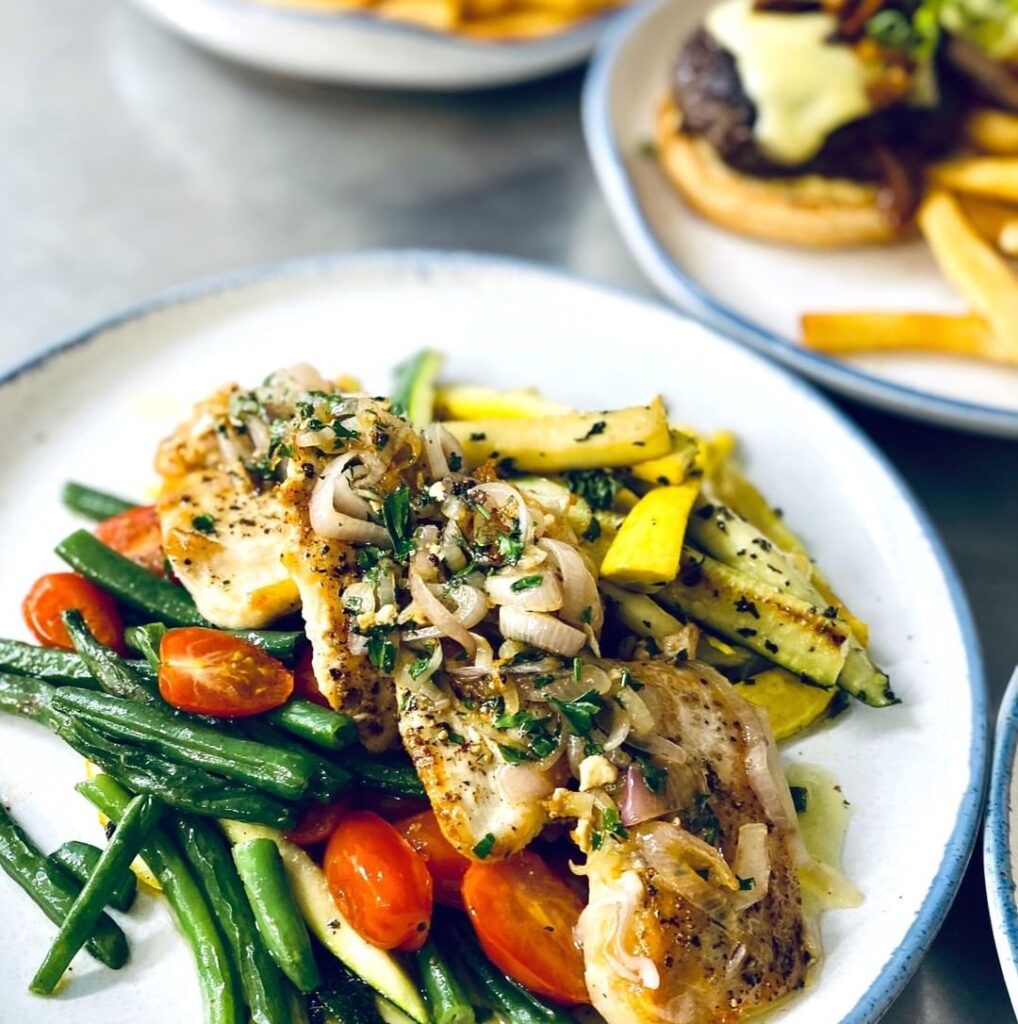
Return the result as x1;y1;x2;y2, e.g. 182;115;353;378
802;108;1018;367
261;0;627;40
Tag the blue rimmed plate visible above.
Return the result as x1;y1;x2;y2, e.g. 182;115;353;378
985;668;1018;1015
0;250;986;1021
581;0;1018;437
128;0;625;88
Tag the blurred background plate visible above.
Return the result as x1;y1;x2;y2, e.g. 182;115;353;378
986;668;1018;1018
581;0;1018;437
0;250;985;1023
127;0;624;88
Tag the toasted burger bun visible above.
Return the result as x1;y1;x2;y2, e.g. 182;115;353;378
656;99;903;248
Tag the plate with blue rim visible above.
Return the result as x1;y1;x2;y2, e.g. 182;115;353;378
0;249;986;1022
985;667;1018;1016
581;0;1018;437
127;0;629;89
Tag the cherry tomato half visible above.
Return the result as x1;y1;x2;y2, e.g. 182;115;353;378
292;646;330;708
394;811;471;908
463;851;589;1006
95;506;165;576
23;573;124;653
324;810;433;952
285;796;352;847
158;628;294;717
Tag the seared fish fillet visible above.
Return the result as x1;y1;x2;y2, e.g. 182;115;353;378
579;660;812;1024
278;460;397;753
397;668;553;862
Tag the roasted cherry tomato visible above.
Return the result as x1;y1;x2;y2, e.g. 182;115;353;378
292;646;330;708
324;810;433;952
394;811;470;908
284;796;352;847
158;627;293;717
463;851;588;1005
23;573;124;653
94;505;165;576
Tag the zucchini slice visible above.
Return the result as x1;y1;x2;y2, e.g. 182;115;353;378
220;821;430;1024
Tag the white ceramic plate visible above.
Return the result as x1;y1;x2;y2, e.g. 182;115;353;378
127;0;623;89
0;251;985;1022
985;667;1018;1016
581;0;1018;437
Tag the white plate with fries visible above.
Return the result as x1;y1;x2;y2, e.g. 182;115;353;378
128;0;627;89
582;0;1018;437
0;250;985;1023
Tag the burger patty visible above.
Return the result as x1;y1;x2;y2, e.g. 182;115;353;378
673;28;962;182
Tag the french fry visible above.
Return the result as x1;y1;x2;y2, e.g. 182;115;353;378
930;157;1018;203
957;194;1018;250
918;191;1018;357
800;312;1015;363
965;109;1018;156
373;0;460;29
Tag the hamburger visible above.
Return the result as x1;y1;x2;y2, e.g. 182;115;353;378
658;0;965;247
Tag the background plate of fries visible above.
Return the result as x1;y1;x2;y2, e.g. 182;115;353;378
583;0;1018;437
128;0;629;89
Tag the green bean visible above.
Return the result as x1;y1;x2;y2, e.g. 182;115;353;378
48;841;137;913
418;938;475;1024
126;623;306;666
312;958;385;1024
62;482;136;521
77;775;243;1024
57;529;209;627
0;671;61;727
240;720;350;805
457;928;571;1024
265;700;357;752
52;686;317;801
232;837;321;994
64;718;299;828
0;803;127;970
32;794;162;993
64;610;157;703
337;750;426;798
168;815;292;1024
0;638;99;686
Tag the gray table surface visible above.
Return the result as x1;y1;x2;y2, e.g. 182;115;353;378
4;1;1017;1020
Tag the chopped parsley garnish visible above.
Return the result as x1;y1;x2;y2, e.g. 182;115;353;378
469;432;487;442
356;546;381;571
687;793;721;847
738;876;755;892
533;673;555;688
602;807;628;841
382;485;414;560
446;731;466;746
582;518;602;542
497;743;528;765
510;574;544;592
191;514;217;536
580;606;593;625
366;631;397;673
562;469;618;511
447;452;463;472
495;710;532;730
575;420;607;442
572;657;583;682
408;652;434;679
496;532;524;565
550;689;603;737
790;785;809;814
473;833;496;859
590;830;605;852
734;596;760;619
